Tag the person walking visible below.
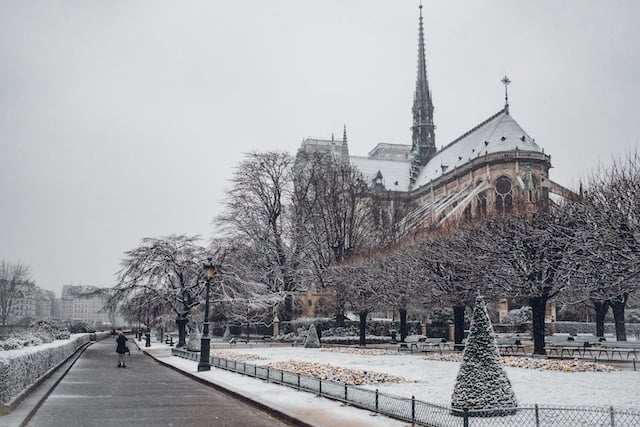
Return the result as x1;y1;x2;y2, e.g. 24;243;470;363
115;329;128;368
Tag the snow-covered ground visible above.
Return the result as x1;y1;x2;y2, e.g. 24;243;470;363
208;345;640;410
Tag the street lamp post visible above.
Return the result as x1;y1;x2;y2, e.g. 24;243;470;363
198;257;216;372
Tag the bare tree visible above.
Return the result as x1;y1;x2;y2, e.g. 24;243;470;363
216;151;301;321
0;261;30;326
572;152;640;340
294;151;376;325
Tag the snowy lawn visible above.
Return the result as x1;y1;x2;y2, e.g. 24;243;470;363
211;345;640;410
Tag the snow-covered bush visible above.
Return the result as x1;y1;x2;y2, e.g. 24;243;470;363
320;326;358;337
502;306;532;325
320;335;392;345
451;296;517;414
304;324;321;348
33;331;54;344
0;338;21;351
0;334;43;349
55;330;71;340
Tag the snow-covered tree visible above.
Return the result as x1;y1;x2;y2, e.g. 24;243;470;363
411;228;496;349
329;257;386;346
476;210;575;355
573;153;640;340
209;242;285;340
451;296;517;413
304;323;320;348
381;245;426;342
110;235;209;347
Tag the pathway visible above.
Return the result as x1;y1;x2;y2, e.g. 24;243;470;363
24;337;292;427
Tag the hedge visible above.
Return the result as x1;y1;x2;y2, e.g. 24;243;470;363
0;332;108;405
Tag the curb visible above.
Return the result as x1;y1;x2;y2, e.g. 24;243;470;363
134;340;313;427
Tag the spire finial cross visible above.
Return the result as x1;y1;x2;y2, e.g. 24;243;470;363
501;75;511;109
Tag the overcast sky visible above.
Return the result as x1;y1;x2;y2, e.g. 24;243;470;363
1;1;639;296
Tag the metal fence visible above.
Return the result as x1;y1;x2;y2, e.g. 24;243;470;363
171;348;640;426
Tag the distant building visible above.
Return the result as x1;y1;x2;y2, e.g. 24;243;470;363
60;285;112;326
7;282;37;325
5;281;54;325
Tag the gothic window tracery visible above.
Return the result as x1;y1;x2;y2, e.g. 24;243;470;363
495;176;513;213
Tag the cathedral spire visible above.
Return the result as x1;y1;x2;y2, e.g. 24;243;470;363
341;124;350;163
410;1;436;187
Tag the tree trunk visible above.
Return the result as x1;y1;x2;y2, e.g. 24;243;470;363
529;296;547;355
399;308;408;342
358;311;368;347
334;298;347;327
280;294;293;322
335;312;346;328
176;317;189;348
592;299;609;338
453;305;465;351
610;297;627;341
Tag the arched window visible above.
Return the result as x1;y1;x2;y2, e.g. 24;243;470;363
495;176;513;213
476;191;487;217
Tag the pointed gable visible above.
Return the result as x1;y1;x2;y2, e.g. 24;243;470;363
412;108;543;188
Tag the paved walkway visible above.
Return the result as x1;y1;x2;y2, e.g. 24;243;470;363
23;337;292;427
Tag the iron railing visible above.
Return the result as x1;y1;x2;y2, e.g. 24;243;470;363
171;348;640;426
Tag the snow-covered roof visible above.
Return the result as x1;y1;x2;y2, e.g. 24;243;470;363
350;156;411;191
413;109;543;188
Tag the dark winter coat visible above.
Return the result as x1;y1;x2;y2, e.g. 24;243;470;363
116;335;128;354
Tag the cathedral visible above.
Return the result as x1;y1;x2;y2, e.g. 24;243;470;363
299;4;572;238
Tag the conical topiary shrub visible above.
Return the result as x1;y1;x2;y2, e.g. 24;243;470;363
222;325;231;342
304;324;321;348
451;296;517;415
186;323;202;352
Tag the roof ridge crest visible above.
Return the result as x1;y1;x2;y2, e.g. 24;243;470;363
438;107;508;153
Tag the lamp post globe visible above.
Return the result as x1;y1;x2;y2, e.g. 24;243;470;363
198;257;215;372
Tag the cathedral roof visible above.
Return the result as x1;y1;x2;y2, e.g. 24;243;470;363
350;155;412;191
413;108;543;188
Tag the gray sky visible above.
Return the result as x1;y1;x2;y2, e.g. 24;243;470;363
1;1;639;296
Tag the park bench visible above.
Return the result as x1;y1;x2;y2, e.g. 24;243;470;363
544;339;640;360
598;342;640;360
413;338;451;353
497;338;526;355
399;336;450;353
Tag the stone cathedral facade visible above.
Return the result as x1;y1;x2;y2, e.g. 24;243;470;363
299;5;572;241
